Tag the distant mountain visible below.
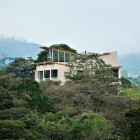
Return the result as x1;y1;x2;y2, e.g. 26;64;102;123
118;53;140;76
0;36;41;59
1;36;140;76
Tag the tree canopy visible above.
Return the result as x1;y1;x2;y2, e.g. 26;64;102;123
65;53;117;82
50;44;77;53
36;44;77;62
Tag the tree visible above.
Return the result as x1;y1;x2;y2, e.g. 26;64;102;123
50;44;77;53
124;105;140;140
38;108;113;140
0;86;14;110
65;53;121;95
65;53;118;82
36;50;48;62
36;44;77;62
0;58;35;80
18;80;53;113
0;120;38;139
121;77;132;88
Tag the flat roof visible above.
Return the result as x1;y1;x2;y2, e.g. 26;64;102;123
99;52;111;56
33;61;68;66
40;46;76;55
114;66;123;69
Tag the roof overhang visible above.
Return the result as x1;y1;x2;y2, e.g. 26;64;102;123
33;61;68;66
114;66;123;69
40;46;77;55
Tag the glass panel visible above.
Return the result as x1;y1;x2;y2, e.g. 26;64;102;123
51;70;58;78
53;50;58;62
59;52;64;62
65;53;70;62
44;70;50;78
47;50;52;62
38;71;43;80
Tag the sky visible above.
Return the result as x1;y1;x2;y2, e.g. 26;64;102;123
0;0;140;55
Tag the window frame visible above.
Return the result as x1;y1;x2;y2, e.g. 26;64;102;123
51;69;58;78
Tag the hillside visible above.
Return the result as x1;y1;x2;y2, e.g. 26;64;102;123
0;36;41;59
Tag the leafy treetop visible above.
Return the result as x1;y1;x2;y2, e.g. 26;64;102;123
65;53;117;83
36;44;77;62
50;44;77;53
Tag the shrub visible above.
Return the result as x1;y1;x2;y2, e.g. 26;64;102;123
0;107;30;120
38;108;113;140
18;80;53;113
124;105;140;140
0;75;21;91
0;86;14;110
0;120;38;139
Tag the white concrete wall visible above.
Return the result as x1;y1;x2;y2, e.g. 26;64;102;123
35;63;70;83
118;68;121;79
100;51;117;66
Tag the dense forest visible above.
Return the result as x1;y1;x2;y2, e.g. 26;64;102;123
0;45;140;140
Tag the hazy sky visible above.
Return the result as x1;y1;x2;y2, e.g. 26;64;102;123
0;0;140;54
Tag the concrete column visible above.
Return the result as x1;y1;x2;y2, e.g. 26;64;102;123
35;70;38;81
58;51;59;62
118;68;121;79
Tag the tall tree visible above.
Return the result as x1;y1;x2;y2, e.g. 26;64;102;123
65;53;120;94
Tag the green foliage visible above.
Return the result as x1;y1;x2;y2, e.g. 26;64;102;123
121;77;132;88
50;43;77;53
0;58;35;80
122;88;140;100
0;55;139;139
71;113;112;140
13;98;28;107
0;75;21;91
0;120;38;140
124;105;140;140
18;80;53;113
0;107;30;120
65;53;117;83
0;86;14;110
21;114;39;130
36;49;48;62
36;44;77;62
38;108;113;140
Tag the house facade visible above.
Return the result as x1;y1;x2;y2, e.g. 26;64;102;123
34;46;122;83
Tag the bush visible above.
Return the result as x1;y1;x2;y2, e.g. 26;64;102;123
0;86;14;110
18;80;53;113
13;98;28;107
0;74;21;91
124;105;140;140
38;108;113;140
71;113;112;140
0;107;30;120
0;120;38;139
121;77;131;88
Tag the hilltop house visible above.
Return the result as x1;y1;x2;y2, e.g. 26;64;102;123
34;46;122;83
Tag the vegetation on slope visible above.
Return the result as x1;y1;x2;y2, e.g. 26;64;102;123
0;48;140;139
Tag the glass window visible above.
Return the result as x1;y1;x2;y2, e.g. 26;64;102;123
51;70;58;78
65;53;70;62
59;52;64;62
44;70;50;78
53;50;58;62
47;50;52;62
38;71;43;80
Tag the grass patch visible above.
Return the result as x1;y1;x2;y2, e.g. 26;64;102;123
123;88;140;100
